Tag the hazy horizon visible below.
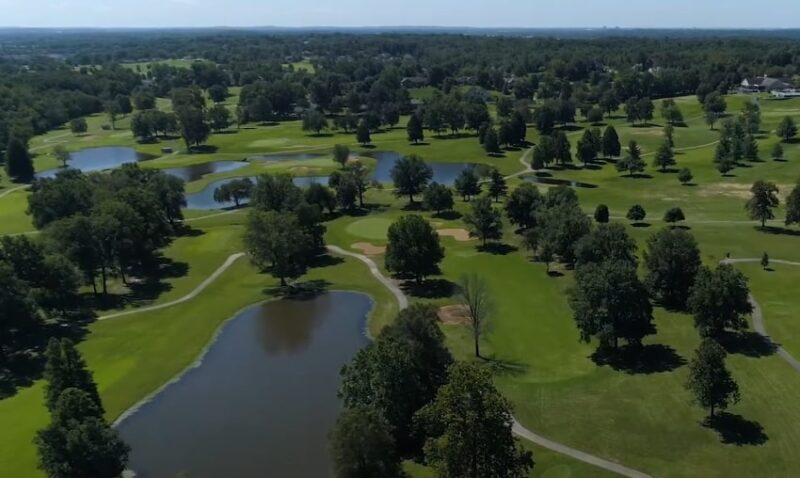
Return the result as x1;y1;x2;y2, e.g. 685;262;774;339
2;0;800;29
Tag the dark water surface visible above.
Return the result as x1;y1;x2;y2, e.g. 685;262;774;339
117;292;372;478
365;150;473;185
184;175;330;209
162;161;249;182
36;147;153;178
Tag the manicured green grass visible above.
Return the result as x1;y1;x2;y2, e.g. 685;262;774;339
344;217;394;241
0;220;397;477
737;262;800;358
5;91;800;477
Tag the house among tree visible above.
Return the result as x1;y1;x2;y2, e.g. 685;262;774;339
740;75;795;93
400;77;429;88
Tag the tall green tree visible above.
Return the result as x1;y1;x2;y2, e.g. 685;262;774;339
329;406;403;478
464;196;503;247
244;210;314;286
488;168;508;201
685;338;741;420
776;115;797;143
332;144;350;168
688;264;753;337
570;260;654;350
423;182;454;215
42;338;103;414
653;140;676;172
390;155;433;204
385;215;444;283
301;109;328;135
505;183;543;230
553;131;572;165
644;228;701;309
35;389;130;478
175;106;210;150
574;222;638;268
454;167;481;201
601;125;621;159
340;304;452;455
356;120;371;146
5;137;34;181
407;114;425;144
615;141;645;177
771;143;784;161
415;362;534;478
746;180;780;227
786;182;800;226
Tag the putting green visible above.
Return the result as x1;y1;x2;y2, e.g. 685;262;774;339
345;217;393;240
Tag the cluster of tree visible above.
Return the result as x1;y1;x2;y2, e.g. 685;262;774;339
130;109;178;140
0;61;140;160
243;174;328;285
624;97;655;124
747;179;800;230
713;116;761;175
506;184;592;269
332;304;533;477
569;223;654;350
660;99;685;125
36;338;130;478
419;90;490;137
0;235;83;370
27;165;186;294
213;178;254;208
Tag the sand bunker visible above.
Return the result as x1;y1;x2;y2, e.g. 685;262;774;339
437;305;471;325
437;228;473;241
351;242;386;255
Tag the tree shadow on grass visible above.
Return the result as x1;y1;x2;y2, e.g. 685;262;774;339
401;202;425;212
477;242;518;255
86;257;189;312
0;318;92;399
402;278;456;299
757;225;800;237
264;279;332;300
433;210;462;220
591;344;686;374
632;222;651;228
309;253;345;269
717;330;777;358
482;354;529;377
704;412;768;446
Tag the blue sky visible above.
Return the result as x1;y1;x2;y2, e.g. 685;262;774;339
2;0;800;28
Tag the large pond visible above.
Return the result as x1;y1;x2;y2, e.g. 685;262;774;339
185;175;329;210
36;147;153;179
364;151;473;185
117;291;372;478
162;161;249;182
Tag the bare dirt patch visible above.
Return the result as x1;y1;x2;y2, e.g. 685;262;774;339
437;228;473;241
351;242;386;255
437;305;471;325
700;182;794;200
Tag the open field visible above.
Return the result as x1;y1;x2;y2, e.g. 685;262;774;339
3;90;800;477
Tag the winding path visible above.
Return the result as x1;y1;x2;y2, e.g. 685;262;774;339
97;252;245;321
0;184;28;199
325;245;651;478
722;257;800;374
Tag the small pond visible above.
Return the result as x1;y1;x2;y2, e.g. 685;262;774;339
162;161;249;182
184;175;329;210
117;291;372;478
364;151;474;185
36;147;153;179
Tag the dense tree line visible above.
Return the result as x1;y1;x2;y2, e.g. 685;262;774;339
333;304;533;477
27;165;186;294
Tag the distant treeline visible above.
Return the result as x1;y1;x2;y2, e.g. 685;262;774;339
2;31;800;158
